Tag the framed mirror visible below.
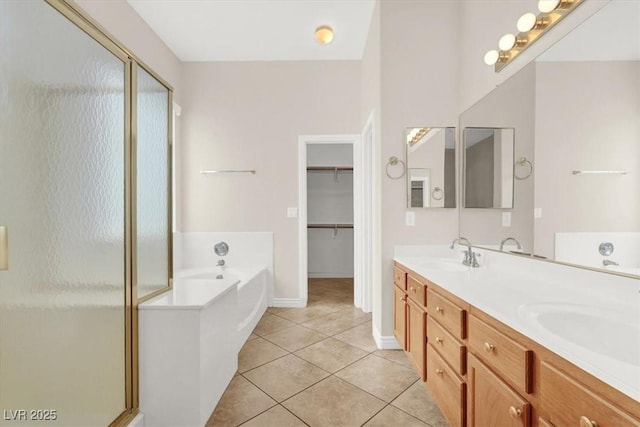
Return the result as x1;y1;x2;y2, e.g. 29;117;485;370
406;127;456;208
459;0;639;277
463;127;514;209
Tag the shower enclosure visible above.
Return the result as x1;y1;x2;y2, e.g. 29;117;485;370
0;1;172;425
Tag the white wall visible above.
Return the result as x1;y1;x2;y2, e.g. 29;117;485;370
180;61;360;299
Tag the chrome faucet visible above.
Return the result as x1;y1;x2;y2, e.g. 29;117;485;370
602;259;619;267
499;237;523;252
450;237;480;267
216;259;225;267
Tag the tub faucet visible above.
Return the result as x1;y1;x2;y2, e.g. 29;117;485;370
500;237;522;252
602;259;619;267
216;259;225;267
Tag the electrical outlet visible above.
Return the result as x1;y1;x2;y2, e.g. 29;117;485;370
287;207;298;218
502;212;511;227
406;211;415;226
534;208;542;219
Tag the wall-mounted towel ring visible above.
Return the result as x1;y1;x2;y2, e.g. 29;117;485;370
431;187;444;200
385;156;406;179
515;157;533;180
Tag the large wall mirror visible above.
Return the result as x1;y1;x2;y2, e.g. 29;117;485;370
406;127;456;208
463;127;515;209
459;0;639;278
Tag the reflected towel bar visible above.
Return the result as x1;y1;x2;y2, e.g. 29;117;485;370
200;170;256;175
572;170;628;175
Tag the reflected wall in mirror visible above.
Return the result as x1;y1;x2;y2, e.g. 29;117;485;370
463;127;514;209
459;0;639;277
406;127;456;208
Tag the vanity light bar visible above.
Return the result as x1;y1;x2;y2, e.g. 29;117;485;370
485;0;584;72
572;170;629;175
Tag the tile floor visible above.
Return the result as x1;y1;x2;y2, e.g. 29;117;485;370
207;278;448;427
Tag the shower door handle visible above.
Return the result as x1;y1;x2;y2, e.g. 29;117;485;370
0;226;7;271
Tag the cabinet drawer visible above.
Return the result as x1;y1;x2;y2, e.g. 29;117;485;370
394;266;407;290
407;275;426;307
427;345;466;427
539;362;640;427
468;315;533;393
468;354;531;427
427;289;466;339
427;317;466;376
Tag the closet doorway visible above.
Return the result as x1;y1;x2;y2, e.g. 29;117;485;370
298;135;368;311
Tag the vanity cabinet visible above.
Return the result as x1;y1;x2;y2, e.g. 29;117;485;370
427;345;466;426
407;297;426;380
538;362;639;427
468;315;533;394
392;261;640;427
393;285;407;351
468;353;531;427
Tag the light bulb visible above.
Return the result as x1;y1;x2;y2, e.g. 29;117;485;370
517;13;538;32
538;0;560;13
499;33;516;51
484;50;499;66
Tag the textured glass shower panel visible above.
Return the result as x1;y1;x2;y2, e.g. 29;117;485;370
136;67;169;299
0;1;125;425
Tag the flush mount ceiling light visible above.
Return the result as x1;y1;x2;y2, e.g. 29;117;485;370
484;0;583;72
315;25;334;45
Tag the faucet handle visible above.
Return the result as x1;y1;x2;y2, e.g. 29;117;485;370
471;252;481;268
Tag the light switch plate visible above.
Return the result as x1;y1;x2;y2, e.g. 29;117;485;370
502;212;511;227
406;211;415;227
287;207;298;218
534;208;542;219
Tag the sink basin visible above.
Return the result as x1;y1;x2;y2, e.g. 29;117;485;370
419;259;470;272
518;303;640;366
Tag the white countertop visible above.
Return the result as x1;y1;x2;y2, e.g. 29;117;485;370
394;245;640;401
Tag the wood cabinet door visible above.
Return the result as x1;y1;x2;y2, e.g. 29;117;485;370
407;298;426;380
394;285;407;351
468;354;531;427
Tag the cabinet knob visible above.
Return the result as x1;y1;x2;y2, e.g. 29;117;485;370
435;337;443;344
435;368;444;376
508;406;522;419
436;306;444;314
411;287;416;293
484;342;495;352
579;416;598;427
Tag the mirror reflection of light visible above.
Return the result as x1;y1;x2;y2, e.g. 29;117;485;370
484;50;499;65
499;33;516;51
517;13;538;32
538;0;560;13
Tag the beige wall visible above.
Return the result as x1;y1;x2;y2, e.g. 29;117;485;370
534;61;640;258
378;0;461;336
179;61;361;299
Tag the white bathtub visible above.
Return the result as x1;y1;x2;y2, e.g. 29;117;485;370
139;266;269;427
175;266;269;351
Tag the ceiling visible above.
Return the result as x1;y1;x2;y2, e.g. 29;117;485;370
127;0;376;62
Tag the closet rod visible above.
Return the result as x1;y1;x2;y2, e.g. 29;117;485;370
306;166;353;171
307;223;354;229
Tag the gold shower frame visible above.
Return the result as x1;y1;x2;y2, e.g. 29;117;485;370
43;1;174;425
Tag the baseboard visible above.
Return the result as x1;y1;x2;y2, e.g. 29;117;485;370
307;273;355;279
271;298;307;308
372;324;401;350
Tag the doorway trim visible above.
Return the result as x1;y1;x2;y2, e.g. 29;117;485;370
298;134;361;307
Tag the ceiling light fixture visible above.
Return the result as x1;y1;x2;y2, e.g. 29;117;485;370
485;0;583;72
315;25;334;45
